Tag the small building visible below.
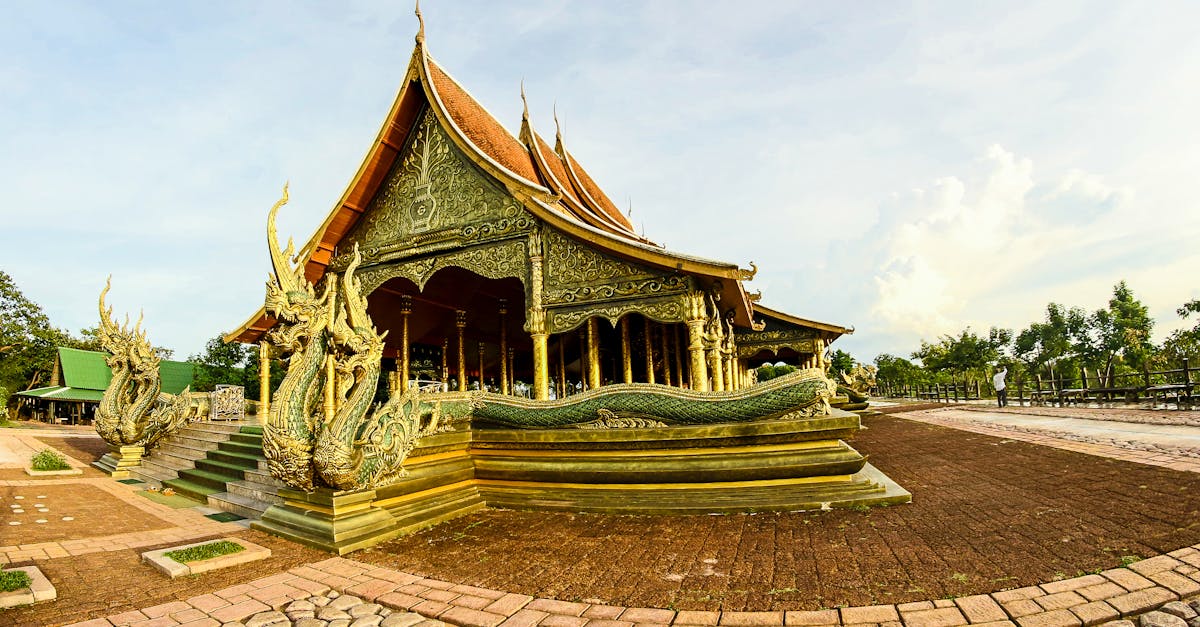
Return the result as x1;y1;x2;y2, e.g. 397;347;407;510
16;347;194;425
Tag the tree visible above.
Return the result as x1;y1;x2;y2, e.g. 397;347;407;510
1153;299;1200;369
243;345;285;401
1014;303;1078;377
0;270;72;393
1089;281;1154;378
913;326;1011;388
189;335;253;392
827;349;855;377
874;353;925;385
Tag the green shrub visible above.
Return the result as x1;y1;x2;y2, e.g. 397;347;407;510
164;540;245;564
30;449;71;471
0;570;32;592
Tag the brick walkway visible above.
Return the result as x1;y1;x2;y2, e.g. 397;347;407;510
6;407;1200;627
65;546;1200;626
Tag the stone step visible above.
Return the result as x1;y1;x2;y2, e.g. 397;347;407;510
143;449;197;471
161;477;219;502
243;467;285;487
225;480;283;507
128;463;174;488
208;448;262;468
195;458;251;478
165;433;226;450
239;425;263;436
175;467;237;492
207;491;273;519
181;422;245;436
227;432;263;447
220;440;263;457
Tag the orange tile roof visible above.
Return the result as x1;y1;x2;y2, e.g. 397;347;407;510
426;60;540;184
564;152;637;232
533;134;581;205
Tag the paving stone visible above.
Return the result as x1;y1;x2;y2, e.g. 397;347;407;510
537;615;587;627
350;603;384;617
1103;570;1157;592
955;595;1008;623
1097;621;1134;627
1069;601;1119;626
244;611;289;627
1128;557;1184;577
1108;588;1177;616
677;609;722;625
1044;576;1109;595
620;607;676;623
996;588;1049;603
1149;571;1200;597
783;610;839;625
1139;612;1187;627
899;607;968;627
1160;603;1197;620
293;619;326;627
841;605;900;624
1037;592;1087;612
899;602;937;612
1079;583;1127;602
350;616;384;627
524;598;590;616
438;605;507;627
717;611;786;625
482;593;533;616
287;611;317;621
318;607;353;621
329;620;351;627
288;600;318;613
1015;610;1083;627
332;595;366;611
495;608;550;627
380;614;428;627
582;605;626;620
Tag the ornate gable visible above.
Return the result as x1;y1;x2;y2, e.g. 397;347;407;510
330;107;535;272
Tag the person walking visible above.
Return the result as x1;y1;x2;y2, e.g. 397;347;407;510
993;365;1008;408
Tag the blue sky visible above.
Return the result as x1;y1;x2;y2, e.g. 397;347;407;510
3;1;1198;362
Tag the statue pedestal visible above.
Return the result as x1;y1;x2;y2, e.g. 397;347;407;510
252;487;398;554
93;444;144;478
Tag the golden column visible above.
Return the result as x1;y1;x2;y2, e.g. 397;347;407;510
814;337;826;370
399;295;412;389
642;317;656;385
706;316;724;393
323;354;336;423
578;333;589;389
586;318;602;390
258;341;271;419
455;310;467;392
660;323;672;387
498;299;510;395
528;230;550;400
685;292;709;392
478;342;486;390
557;340;567;397
508;347;516;393
620;317;633;384
441;338;449;390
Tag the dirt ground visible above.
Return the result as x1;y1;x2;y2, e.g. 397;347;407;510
3;529;329;627
33;435;110;465
351;413;1200;612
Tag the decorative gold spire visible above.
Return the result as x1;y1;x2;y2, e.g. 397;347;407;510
553;101;562;144
520;79;529;121
414;0;425;45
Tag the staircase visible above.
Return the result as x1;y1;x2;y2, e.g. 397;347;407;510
132;423;283;519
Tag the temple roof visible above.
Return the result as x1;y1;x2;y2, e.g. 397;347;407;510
226;32;765;344
750;304;855;342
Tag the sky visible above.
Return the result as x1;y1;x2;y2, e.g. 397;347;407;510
2;1;1198;363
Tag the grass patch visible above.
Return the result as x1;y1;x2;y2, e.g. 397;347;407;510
205;512;246;523
0;570;32;592
1119;555;1142;567
30;449;70;471
164;540;245;564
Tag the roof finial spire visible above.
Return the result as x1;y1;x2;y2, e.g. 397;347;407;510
414;0;425;45
520;79;529;121
553;101;563;143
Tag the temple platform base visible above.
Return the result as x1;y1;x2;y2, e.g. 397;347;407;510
252;488;401;555
93;444;144;478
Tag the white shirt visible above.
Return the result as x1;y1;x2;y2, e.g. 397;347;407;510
992;368;1007;391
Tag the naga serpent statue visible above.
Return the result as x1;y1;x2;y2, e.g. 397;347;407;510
95;278;193;449
263;186;461;492
837;364;878;405
261;185;841;492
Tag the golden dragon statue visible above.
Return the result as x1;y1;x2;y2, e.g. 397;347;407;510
95;278;195;449
262;186;462;492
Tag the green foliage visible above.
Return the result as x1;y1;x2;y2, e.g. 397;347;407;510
30;449;71;471
189;335;282;401
0;570;32;592
0;270;70;393
164;540;245;564
874;354;926;384
912;326;1011;385
755;364;797;382
828;349;855;377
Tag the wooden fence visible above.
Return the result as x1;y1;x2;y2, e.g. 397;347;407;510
876;358;1195;408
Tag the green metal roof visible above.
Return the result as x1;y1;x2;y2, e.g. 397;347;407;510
58;347;112;391
16;386;105;402
45;347;195;396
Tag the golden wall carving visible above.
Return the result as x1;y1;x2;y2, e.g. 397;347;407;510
332;108;534;270
736;329;819;358
356;239;528;295
548;295;686;334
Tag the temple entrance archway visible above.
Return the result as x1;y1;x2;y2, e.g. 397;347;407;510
366;266;527;393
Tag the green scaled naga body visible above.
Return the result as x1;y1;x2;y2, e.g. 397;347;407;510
471;367;837;429
95;278;194;449
262;186;438;492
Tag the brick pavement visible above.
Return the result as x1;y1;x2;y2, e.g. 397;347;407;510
63;545;1200;626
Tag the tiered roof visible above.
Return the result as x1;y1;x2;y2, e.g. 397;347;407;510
227;23;792;343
